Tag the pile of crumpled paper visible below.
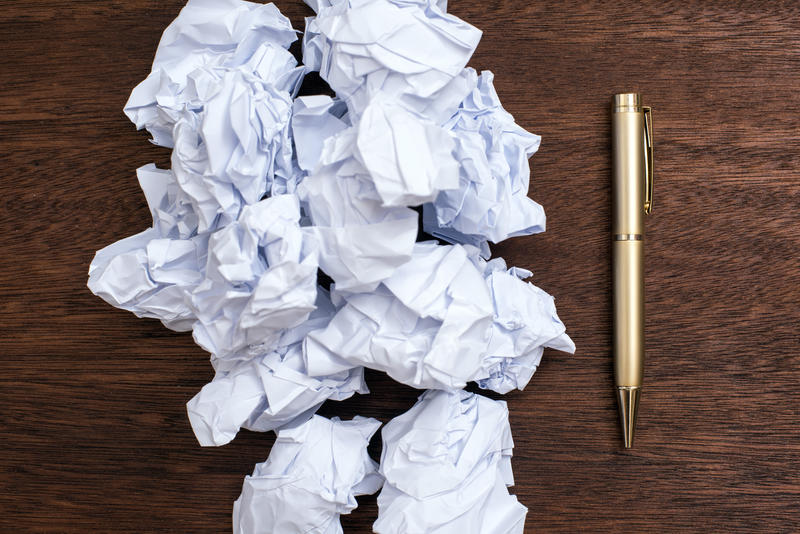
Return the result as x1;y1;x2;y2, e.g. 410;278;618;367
88;0;574;532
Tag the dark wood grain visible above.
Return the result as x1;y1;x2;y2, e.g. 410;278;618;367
1;1;799;532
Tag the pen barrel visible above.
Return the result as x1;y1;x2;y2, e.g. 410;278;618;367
612;94;646;388
613;240;644;387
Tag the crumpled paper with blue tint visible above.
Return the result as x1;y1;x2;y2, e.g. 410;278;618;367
303;0;482;123
191;194;318;359
305;241;492;389
126;0;306;232
88;164;206;332
305;241;573;391
477;258;576;394
297;96;460;293
187;289;368;446
424;70;546;254
167;66;302;231
373;389;527;534
233;415;383;534
126;0;302;147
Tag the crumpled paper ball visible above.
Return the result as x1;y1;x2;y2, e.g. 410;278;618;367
304;241;573;392
233;415;383;534
191;194;319;359
303;0;482;123
126;0;306;232
297;98;460;293
424;70;546;254
304;241;493;389
88;164;207;332
187;290;367;446
125;0;302;147
374;389;527;534
168;67;299;231
477;259;576;394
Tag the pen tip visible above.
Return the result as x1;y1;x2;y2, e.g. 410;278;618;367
616;386;641;448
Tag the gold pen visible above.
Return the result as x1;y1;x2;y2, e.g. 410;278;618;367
611;93;653;448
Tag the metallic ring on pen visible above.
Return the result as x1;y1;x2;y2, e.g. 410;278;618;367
613;234;643;241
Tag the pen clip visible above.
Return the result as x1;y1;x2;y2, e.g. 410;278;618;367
643;106;654;214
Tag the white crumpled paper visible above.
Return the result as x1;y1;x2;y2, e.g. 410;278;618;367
298;96;461;293
126;0;302;147
88;164;206;332
425;70;546;254
477;258;576;394
305;241;491;389
187;290;367;446
233;415;383;534
190;194;318;359
126;0;306;232
374;389;527;534
305;241;573;391
303;0;482;123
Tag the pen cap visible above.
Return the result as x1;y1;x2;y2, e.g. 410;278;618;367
611;93;646;235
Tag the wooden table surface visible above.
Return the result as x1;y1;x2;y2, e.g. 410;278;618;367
2;1;799;532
